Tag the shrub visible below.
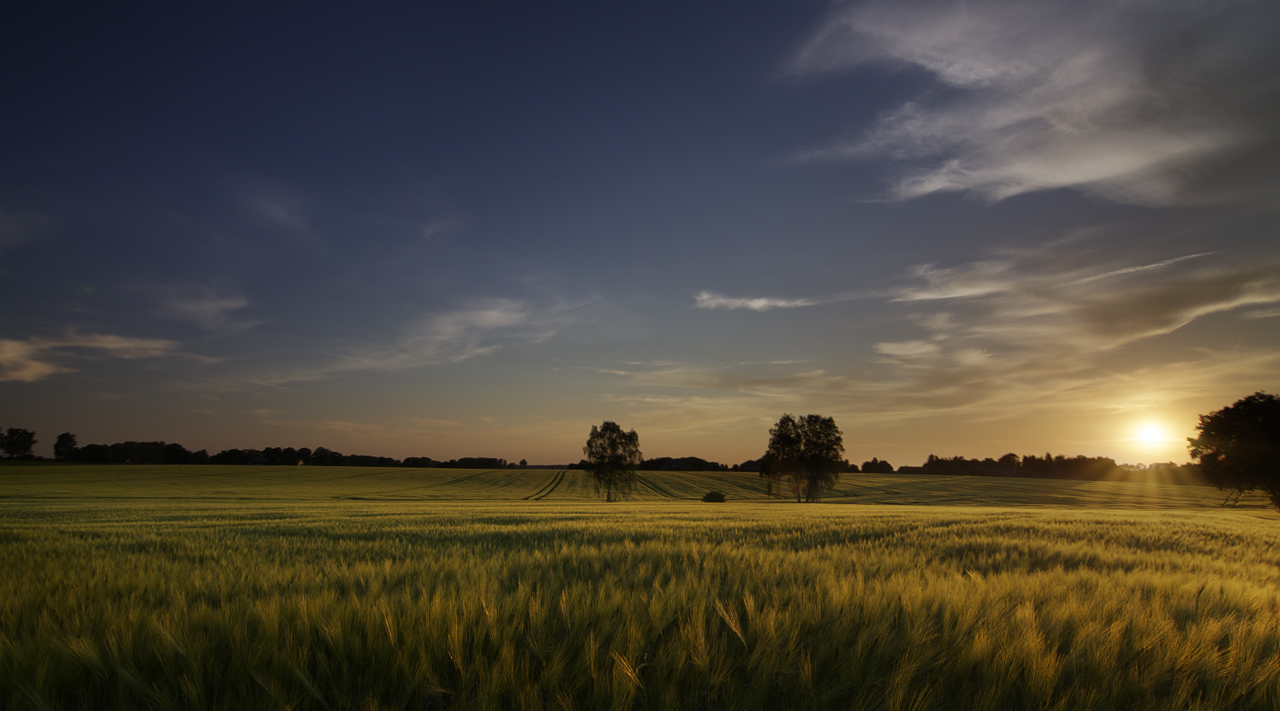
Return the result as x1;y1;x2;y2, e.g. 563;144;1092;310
702;490;726;502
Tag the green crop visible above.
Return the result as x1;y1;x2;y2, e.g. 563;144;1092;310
2;466;1276;710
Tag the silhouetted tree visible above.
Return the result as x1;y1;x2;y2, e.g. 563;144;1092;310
403;456;439;468
453;457;505;469
76;444;112;463
309;447;346;466
759;419;801;499
104;441;166;464
163;442;195;464
54;432;78;461
1;428;37;459
584;421;641;502
210;448;261;465
861;457;894;473
1188;391;1280;510
762;414;845;502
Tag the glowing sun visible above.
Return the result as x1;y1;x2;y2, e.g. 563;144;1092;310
1138;425;1163;443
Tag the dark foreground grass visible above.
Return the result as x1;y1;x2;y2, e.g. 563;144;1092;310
3;486;1278;710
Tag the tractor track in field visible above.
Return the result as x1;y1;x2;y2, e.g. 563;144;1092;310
527;470;567;500
635;474;683;499
523;470;561;500
430;469;504;488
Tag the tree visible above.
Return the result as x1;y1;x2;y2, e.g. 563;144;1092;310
54;432;78;461
583;421;641;502
861;457;894;474
1188;391;1280;510
761;414;845;502
1;428;37;459
997;452;1021;469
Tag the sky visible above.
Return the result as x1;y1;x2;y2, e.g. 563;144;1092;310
2;0;1278;467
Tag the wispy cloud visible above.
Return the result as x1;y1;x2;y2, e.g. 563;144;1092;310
789;0;1280;205
694;289;869;312
244;189;306;229
607;245;1280;432
419;218;461;241
861;246;1280;419
0;205;53;253
0;340;69;382
1243;308;1280;319
1069;253;1214;286
234;179;328;252
250;297;585;385
0;333;183;382
694;291;819;311
629;364;842;398
150;284;262;334
887;251;1280;347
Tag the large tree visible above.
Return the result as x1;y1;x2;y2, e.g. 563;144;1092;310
1188;391;1280;510
761;414;845;502
584;421;641;502
1;428;37;459
54;432;78;461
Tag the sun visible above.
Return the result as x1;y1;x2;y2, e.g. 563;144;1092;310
1138;425;1162;443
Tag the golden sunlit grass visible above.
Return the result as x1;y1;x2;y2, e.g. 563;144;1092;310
1;467;1277;710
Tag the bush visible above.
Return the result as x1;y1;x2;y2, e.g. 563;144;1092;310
702;490;726;502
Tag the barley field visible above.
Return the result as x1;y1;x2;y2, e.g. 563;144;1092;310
2;466;1277;710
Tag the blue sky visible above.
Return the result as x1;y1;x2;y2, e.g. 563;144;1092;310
3;0;1278;466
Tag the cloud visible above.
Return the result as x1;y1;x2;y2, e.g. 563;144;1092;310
695;291;819;311
0;340;70;382
790;0;1280;205
851;244;1280;418
630;365;842;397
1069;253;1214;286
889;251;1280;347
233;179;329;252
604;242;1280;433
150;284;262;334
1243;308;1280;319
410;418;463;428
244;190;306;229
893;261;1014;301
419;218;461;241
0;333;183;382
374;299;564;368
0;205;53;253
875;340;940;358
250;297;585;385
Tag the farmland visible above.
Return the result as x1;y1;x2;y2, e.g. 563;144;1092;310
3;466;1278;710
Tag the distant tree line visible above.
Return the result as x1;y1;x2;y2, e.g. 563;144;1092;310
3;430;528;469
907;452;1205;484
74;440;211;465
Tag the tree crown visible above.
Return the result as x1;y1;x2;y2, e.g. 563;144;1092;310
583;421;642;502
1188;391;1280;510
